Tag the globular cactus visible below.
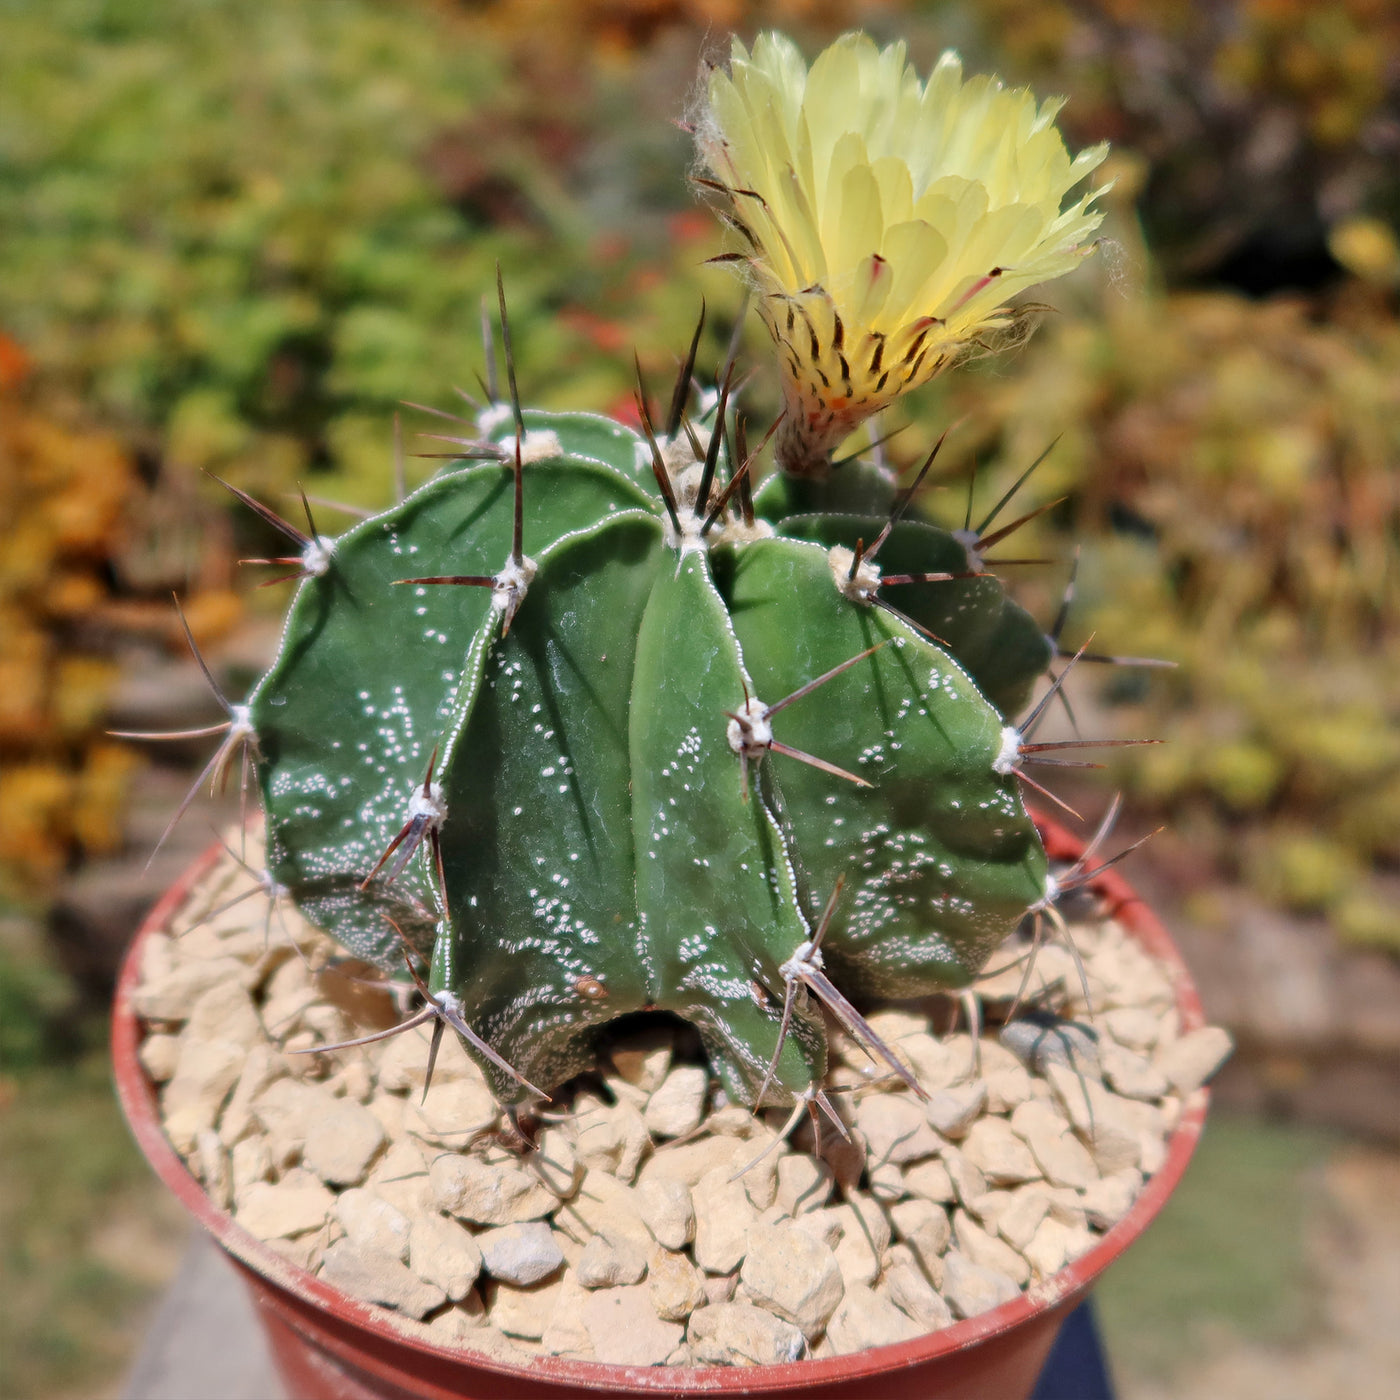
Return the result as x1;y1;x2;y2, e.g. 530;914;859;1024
162;32;1114;1118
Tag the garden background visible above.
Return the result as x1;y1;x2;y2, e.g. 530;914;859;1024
1;1;1397;1396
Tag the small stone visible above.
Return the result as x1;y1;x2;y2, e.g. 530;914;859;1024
427;1291;489;1341
1155;1027;1234;1093
984;1064;1035;1113
962;1117;1042;1186
1046;1065;1145;1174
252;1078;335;1168
194;1130;232;1212
738;1221;844;1337
613;1100;651;1183
738;1139;780;1212
402;1079;499;1149
1103;1007;1162;1052
335;1188;411;1261
530;1126;582;1200
476;1221;564;1286
942;1248;1021;1320
1101;1041;1170;1101
1138;1126;1168;1176
138;1032;181;1083
576;1233;648;1288
1001;1017;1101;1077
640;1133;747;1188
789;1206;845;1252
375;1020;479;1094
237;1176;334;1241
1080;1170;1143;1230
161;1039;247;1154
408;1213;482;1300
319;1240;446;1319
824;1282;923;1354
868;1161;907;1202
580;1285;685;1365
902;1157;954;1203
607;1026;673;1093
562;1169;655;1255
363;1141;430;1216
539;1272;594;1357
489;1275;564;1340
688;1302;806;1366
856;1093;946;1165
644;1065;709;1139
776;1153;835;1215
225;1022;292;1116
966;1188;1014;1231
266;1224;336;1275
1010;1099;1099;1190
304;1097;385;1187
890;1032;966;1091
691;1165;759;1274
703;1272;738;1305
323;1056;374;1104
941;1147;988;1207
952;1210;1030;1286
889;1198;951;1284
132;957;246;1023
995;1189;1051;1252
429;1154;555;1225
635;1177;695;1251
647;1246;707;1321
1028;1214;1094;1277
881;1245;954;1332
573;1093;627;1176
230;1135;272;1202
366;1093;405;1143
830;1194;891;1290
924;1082;988;1138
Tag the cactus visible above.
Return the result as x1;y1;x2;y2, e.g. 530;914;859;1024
152;32;1116;1116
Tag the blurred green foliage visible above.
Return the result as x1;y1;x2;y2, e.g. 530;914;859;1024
933;281;1400;946
1;0;1396;948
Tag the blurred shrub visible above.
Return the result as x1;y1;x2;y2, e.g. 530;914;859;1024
944;285;1400;947
0;340;143;889
947;0;1400;291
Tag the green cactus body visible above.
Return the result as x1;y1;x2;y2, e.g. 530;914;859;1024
249;407;1050;1105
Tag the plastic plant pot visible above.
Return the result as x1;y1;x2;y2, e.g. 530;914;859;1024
113;814;1210;1399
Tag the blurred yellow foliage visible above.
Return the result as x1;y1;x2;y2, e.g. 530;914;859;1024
0;355;144;887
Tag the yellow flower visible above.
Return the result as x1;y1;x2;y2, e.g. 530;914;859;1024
699;32;1108;475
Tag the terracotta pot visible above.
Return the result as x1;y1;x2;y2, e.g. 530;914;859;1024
114;815;1210;1398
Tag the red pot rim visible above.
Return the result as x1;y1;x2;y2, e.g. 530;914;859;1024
113;814;1210;1394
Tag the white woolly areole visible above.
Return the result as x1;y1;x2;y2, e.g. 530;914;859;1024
491;554;538;613
726;695;773;760
993;724;1022;775
228;703;254;738
513;429;562;464
407;780;447;827
715;517;776;546
780;939;822;980
478;403;514;435
952;527;985;572
434;989;464;1015
301;537;334;577
828;544;881;604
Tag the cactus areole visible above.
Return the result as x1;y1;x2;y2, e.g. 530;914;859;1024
236;31;1110;1110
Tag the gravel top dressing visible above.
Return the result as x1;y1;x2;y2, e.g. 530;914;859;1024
132;838;1231;1368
